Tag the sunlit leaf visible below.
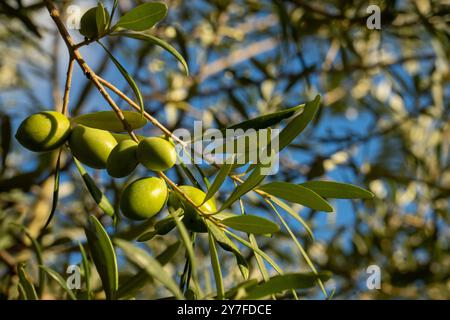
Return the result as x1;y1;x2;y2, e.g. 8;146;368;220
203;156;234;204
115;2;167;31
278;95;321;151
221;214;280;235
18;264;38;300
208;232;225;299
259;182;333;212
301;181;375;199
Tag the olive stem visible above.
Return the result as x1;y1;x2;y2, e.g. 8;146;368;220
96;76;187;147
43;0;138;143
61;56;74;115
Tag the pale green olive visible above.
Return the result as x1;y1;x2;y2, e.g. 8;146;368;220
15;111;71;152
137;137;177;172
168;185;216;233
69;125;117;169
106;139;138;178
120;177;168;220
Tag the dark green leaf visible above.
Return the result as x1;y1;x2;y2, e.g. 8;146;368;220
78;242;91;299
43;147;62;229
39;265;77;300
228;104;304;131
244;272;332;299
259;182;333;212
115;2;167;31
208;232;225;299
221;214;280;235
301;181;375;199
112;32;189;75
114;239;184;299
137;217;176;242
203;156;234;204
84;215;118;299
98;41;144;114
117;241;180;298
18;264;38;300
73;157;115;217
206;221;249;279
278;95;321;150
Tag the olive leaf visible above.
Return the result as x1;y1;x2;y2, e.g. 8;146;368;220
85;215;118;300
202;155;234;205
278;95;321;151
43;147;62;230
112;32;189;76
221;215;280;235
244;272;332;299
18;264;38;300
300;181;375;199
72;111;147;133
208;232;225;300
98;41;145;115
39;265;76;300
114;239;184;300
96;2;108;36
259;182;334;212
73;157;115;218
114;2;167;31
78;242;91;300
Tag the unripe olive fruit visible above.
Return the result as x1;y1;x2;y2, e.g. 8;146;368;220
120;177;168;220
15;111;71;152
137;137;177;172
168;185;216;233
69;125;117;169
106;140;138;178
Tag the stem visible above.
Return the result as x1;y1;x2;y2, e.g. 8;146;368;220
61;56;74;115
43;0;137;142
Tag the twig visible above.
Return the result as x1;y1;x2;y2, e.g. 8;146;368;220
62;56;74;115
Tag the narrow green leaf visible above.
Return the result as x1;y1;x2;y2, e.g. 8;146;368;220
39;265;76;300
109;0;118;26
278;95;321;151
219;163;269;211
115;2;167;31
114;239;184;299
208;232;225;299
224;229;283;274
98;41;144;114
43;147;62;229
137;216;177;242
203;156;234;204
259;182;334;212
72;110;147;133
270;196;314;241
117;241;180;298
13;225;45;298
96;2;107;36
73;157;115;217
84;215;118;299
301;181;375;199
221;214;280;235
229;104;304;131
18;264;38;300
78;242;91;299
112;32;189;75
244;272;332;299
206;221;249;279
224;279;259;299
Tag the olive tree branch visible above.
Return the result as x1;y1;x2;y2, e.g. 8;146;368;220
43;0;137;142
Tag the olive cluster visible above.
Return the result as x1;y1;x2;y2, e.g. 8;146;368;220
15;111;214;230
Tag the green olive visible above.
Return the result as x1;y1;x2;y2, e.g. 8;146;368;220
168;185;216;233
106;140;138;178
69;125;117;169
120;177;168;220
15;111;71;152
137;137;177;172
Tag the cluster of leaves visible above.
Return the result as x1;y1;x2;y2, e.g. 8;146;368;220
0;0;448;300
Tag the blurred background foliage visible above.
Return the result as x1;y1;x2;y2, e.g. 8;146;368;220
0;0;449;299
